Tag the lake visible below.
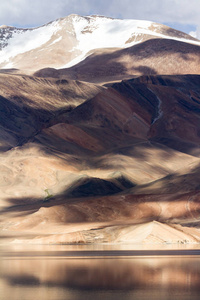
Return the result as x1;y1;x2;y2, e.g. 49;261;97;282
1;244;200;300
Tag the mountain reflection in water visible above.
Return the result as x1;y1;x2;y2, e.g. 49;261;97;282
1;247;200;300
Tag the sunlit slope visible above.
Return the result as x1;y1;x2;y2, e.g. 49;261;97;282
0;74;200;243
35;39;200;83
0;74;103;150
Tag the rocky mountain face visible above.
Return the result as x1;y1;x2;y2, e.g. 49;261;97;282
0;15;200;244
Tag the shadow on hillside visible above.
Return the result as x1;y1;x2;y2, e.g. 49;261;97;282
35;38;200;82
1;165;200;223
0;92;92;152
0;173;136;214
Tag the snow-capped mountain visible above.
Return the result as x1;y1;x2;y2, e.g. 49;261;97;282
0;14;199;72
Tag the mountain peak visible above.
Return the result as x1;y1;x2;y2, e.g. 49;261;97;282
0;25;15;29
0;14;199;72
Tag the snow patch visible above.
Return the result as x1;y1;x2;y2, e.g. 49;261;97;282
63;52;91;68
72;16;154;52
148;88;163;124
152;96;163;124
61;15;200;69
49;36;62;45
189;31;197;38
0;20;61;65
3;61;14;68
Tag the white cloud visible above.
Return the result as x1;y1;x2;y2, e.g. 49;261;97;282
0;0;200;37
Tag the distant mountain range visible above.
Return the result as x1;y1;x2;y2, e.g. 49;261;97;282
0;15;200;245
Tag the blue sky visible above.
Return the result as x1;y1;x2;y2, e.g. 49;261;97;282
0;0;200;38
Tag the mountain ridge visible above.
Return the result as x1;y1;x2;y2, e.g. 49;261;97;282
35;38;200;83
0;14;199;73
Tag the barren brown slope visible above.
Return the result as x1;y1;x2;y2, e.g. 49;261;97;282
0;74;103;209
38;74;200;157
0;74;103;151
1;74;200;244
35;39;200;83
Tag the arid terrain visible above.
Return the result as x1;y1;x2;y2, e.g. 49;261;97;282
0;15;200;245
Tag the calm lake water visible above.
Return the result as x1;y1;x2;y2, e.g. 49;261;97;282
1;245;200;300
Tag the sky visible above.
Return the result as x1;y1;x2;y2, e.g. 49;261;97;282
0;0;200;38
